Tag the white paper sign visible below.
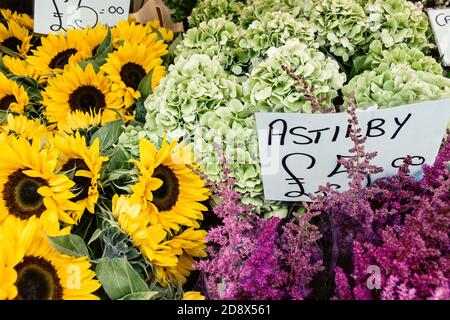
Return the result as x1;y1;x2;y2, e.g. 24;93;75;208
34;0;131;34
255;99;450;202
427;8;450;67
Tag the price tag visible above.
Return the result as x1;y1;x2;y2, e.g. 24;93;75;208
255;99;450;202
427;8;450;67
33;0;131;34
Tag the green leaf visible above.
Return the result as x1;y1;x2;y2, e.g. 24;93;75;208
138;69;154;100
78;60;102;73
119;291;159;300
0;110;8;124
96;258;149;300
134;98;147;124
78;30;113;72
95;29;113;59
0;45;19;58
90;120;124;150
109;146;131;171
169;33;183;56
88;229;103;245
47;234;90;258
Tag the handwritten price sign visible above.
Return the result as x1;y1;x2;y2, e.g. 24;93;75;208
428;8;450;67
255;99;450;202
34;0;131;34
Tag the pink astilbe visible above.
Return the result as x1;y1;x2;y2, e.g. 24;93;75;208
282;65;334;113
196;146;324;300
310;95;449;300
195;147;258;300
239;218;288;300
278;209;324;300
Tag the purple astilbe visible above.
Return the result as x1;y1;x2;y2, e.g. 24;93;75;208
331;141;450;300
421;139;450;189
282;65;334;113
278;209;324;300
197;146;324;300
239;218;288;300
333;267;353;300
428;283;450;300
309;94;449;300
309;96;384;288
195;145;259;300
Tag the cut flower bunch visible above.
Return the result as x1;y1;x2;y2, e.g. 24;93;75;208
0;9;208;300
117;0;450;217
0;0;449;301
119;0;449;300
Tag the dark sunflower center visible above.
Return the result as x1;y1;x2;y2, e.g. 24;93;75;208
120;62;146;90
152;165;180;212
68;85;106;113
62;158;91;202
0;94;17;110
15;256;63;300
1;37;22;52
49;48;78;69
3;170;47;220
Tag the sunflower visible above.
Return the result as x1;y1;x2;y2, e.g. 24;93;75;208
154;228;207;286
72;25;108;57
183;292;205;300
1;114;48;141
42;63;123;130
130;138;209;232
58;110;103;134
0;216;100;300
0;20;32;55
112;195;178;267
0;9;34;29
111;20;169;48
0;136;81;225
51;133;108;222
27;30;91;77
101;42;167;108
2;56;42;83
147;19;174;43
0;72;29;113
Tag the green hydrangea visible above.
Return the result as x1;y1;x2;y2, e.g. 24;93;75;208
192;99;288;216
118;124;159;158
343;63;450;108
309;0;369;62
362;0;432;51
245;38;346;113
174;18;246;74
144;54;243;140
193;100;261;200
236;11;317;72
239;0;313;27
354;40;443;75
188;0;247;27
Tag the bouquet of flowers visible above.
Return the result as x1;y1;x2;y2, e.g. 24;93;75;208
1;0;449;301
0;10;209;301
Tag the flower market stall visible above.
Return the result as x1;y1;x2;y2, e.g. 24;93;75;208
0;0;449;302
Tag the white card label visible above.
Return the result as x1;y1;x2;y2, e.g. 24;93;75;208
427;8;450;67
255;99;450;202
34;0;131;34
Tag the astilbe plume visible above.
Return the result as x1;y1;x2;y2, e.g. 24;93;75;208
238;217;288;300
309;96;450;300
195;146;258;300
278;209;324;300
196;145;324;300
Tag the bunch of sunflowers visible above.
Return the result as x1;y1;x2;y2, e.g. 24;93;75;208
0;9;209;300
